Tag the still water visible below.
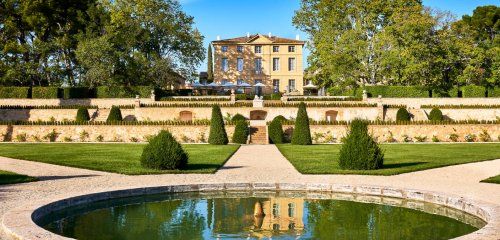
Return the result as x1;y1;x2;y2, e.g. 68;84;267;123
39;191;484;240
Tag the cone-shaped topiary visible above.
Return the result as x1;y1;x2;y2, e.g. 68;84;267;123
208;105;228;145
268;116;285;144
232;121;249;144
107;106;123;122
291;102;312;145
76;107;90;122
428;108;443;121
141;130;188;170
339;119;384;170
232;113;246;122
396;108;411;121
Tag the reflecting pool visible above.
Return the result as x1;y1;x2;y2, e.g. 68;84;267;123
39;191;485;240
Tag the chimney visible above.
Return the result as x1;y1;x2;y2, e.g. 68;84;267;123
216;35;220;40
268;32;272;38
296;34;300;40
247;32;250;38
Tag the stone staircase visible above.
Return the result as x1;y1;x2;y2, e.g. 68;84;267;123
249;126;268;144
92;108;110;122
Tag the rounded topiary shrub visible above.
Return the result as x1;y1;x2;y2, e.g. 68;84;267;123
106;106;123;122
291;102;312;145
339;119;384;170
76;107;90;122
140;130;188;170
428;108;443;121
232;121;249;144
208;105;228;145
396;108;411;121
232;113;246;122
273;115;287;123
269;116;285;144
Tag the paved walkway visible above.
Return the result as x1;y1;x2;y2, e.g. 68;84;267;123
1;145;500;238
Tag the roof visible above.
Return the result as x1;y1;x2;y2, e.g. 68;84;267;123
212;34;305;45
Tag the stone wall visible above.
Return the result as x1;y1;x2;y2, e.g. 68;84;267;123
366;97;500;108
282;124;500;143
0;125;235;143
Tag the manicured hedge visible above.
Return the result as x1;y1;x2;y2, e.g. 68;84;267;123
291;102;312;145
0;87;30;98
488;88;500;97
339;119;384;170
362;86;430;98
461;85;486;98
32;87;61;99
232;121;249;144
428;108;443;121
432;87;460;98
140;130;188;170
63;87;93;99
106;106;123;122
208;105;228;145
96;86;152;98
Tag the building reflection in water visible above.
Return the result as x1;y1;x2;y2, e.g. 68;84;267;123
210;197;304;238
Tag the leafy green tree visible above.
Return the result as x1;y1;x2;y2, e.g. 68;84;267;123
208;105;228;145
291;102;312;145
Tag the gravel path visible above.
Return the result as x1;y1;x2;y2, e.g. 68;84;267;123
1;145;500;238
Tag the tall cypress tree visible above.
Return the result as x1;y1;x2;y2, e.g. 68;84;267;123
208;105;228;145
291;102;312;145
207;44;214;83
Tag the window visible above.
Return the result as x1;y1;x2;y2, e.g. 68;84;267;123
254;45;262;53
288;203;296;217
273;46;280;52
288;46;295;52
237;58;244;72
221;58;229;72
254;58;262;74
273;224;280;231
288;58;296;71
237;46;243;53
288;79;296;91
273;79;280;93
221;46;228;52
272;58;280;71
272;203;280;217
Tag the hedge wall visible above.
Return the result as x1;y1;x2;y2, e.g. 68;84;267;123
63;87;93;99
96;86;153;98
461;85;486;98
488;88;500;97
432;87;460;98
362;86;430;98
32;87;61;99
0;87;30;98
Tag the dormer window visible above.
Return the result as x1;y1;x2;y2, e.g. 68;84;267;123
254;46;262;54
221;46;228;52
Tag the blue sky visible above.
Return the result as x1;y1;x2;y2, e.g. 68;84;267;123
180;0;499;72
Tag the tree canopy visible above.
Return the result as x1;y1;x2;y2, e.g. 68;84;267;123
0;0;205;88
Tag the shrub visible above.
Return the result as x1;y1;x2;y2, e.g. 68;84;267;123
96;135;104;142
448;133;459;142
396;108;411;121
32;87;60;99
0;87;30;98
232;121;249;144
291;102;312;145
461;85;486;98
414;135;427;142
231;113;246;122
428;108;443;121
479;130;491;142
63;87;92;99
268;116;285;144
76;107;90;122
362;86;429;98
96;86;153;98
106;106;123;122
63;136;73;142
338;119;384;170
464;134;476;142
79;130;89;142
432;135;440;142
43;129;58;142
208;105;228;145
140;130;188;170
489;87;500;97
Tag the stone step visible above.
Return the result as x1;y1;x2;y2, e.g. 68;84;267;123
92;109;110;122
249;126;268;144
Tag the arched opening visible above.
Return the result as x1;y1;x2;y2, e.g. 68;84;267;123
325;110;338;122
250;110;267;120
179;111;193;122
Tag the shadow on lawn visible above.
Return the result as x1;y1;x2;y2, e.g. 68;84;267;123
382;162;427;169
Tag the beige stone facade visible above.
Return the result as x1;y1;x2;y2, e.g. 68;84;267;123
212;34;305;94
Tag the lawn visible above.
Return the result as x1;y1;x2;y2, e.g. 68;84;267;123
0;170;37;185
481;175;500;184
277;143;500;175
0;144;240;175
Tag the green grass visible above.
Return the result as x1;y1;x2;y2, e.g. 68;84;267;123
0;144;240;175
481;175;500;184
0;170;37;185
277;143;500;175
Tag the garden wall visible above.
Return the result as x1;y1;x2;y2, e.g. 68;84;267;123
0;125;235;143
367;98;500;108
283;124;500;143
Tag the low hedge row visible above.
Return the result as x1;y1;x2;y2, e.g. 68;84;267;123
0;105;135;109
265;102;376;108
0;119;238;126
287;97;362;102
0;87;31;98
328;85;500;98
141;102;253;108
421;104;500;109
0;86;166;99
275;119;500;126
159;97;230;102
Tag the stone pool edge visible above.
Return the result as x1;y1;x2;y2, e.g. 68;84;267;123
2;182;499;240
